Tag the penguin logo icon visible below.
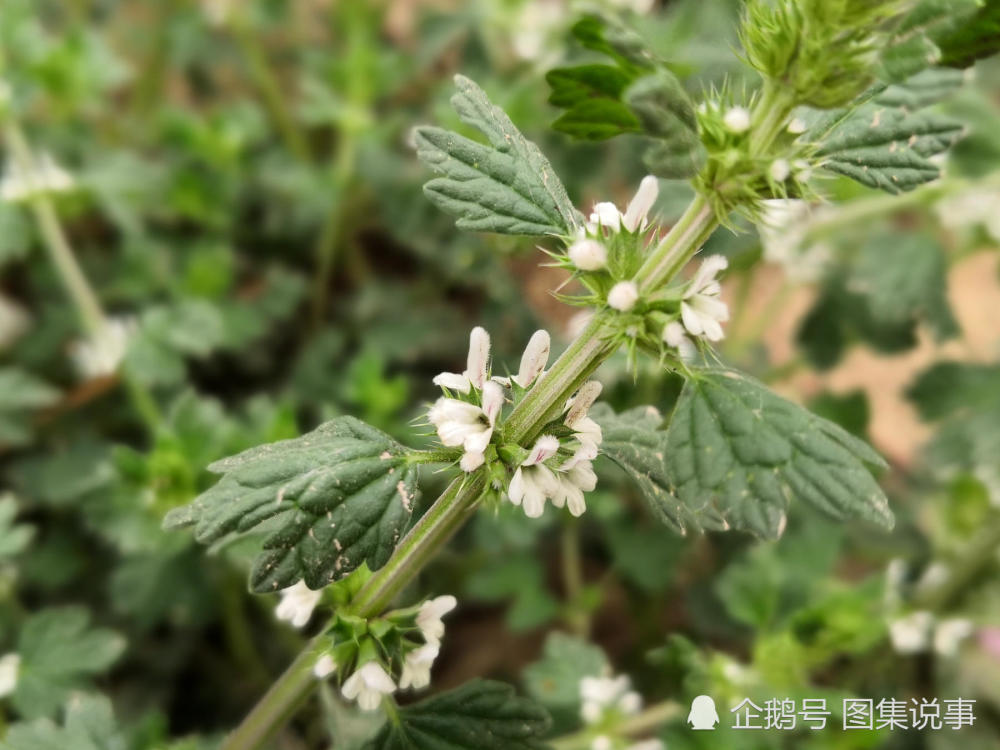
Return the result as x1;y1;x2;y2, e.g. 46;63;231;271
687;695;719;730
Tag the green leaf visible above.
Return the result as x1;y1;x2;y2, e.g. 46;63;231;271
523;633;608;718
0;494;35;560
874;67;966;110
880;0;982;79
907;361;1000;421
0;694;126;750
849;234;957;341
0;368;60;448
362;680;551;750
664;370;893;539
163;416;418;592
814;104;964;194
13;608;127;720
591;403;724;535
936;0;1000;68
414;75;580;237
626;72;704;178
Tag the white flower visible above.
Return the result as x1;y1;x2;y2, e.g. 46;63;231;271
313;654;336;679
433;326;490;393
567;310;594;339
513;330;550;388
275;580;322;628
587;176;659;233
680;255;729;341
591;737;613;750
580;674;640;725
552;461;596;517
399;643;440;690
69;317;135;380
568;239;609;271
608;281;639;312
758;199;831;282
341;661;396;711
770;159;791;182
889;610;935;655
508;463;559;518
416;595;458;645
934;618;974;657
723;106;751;133
0;152;75;203
0;294;30;352
428;381;503;470
787;117;807;134
0;653;20;698
663;320;696;360
621;175;659;232
565;381;603;430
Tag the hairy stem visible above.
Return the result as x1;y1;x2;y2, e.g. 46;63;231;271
549;700;682;750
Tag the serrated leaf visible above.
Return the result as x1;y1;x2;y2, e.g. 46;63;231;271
163;416;418;592
362;680;551;750
591;403;722;534
414;75;579;237
13;608;126;720
0;694;126;750
0;368;60;447
815;104;964;193
880;0;982;78
664;370;893;539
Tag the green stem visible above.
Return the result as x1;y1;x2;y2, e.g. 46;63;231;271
548;701;682;750
635;196;717;294
230;13;309;161
561;519;588;638
3;124;107;336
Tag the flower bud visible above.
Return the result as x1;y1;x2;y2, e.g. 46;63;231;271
607;281;639;311
622;175;659;232
770;159;790;182
723;106;751;133
565;381;603;428
514;330;550;387
567;239;608;271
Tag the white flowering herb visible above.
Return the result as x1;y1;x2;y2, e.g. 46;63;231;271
153;2;996;745
0;152;75;204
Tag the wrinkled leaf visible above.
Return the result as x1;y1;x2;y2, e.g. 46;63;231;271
936;0;1000;69
814;104;964;193
363;680;551;750
415;75;580;236
664;370;893;539
163;416;418;592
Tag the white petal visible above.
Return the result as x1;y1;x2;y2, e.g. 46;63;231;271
432;371;472;393
607;281;639;311
688;254;728;295
690;294;730;322
481;380;505;425
313;654;336;679
723;106;750;133
590;202;623;231
508;467;525;506
680;301;704;337
460;450;485;472
464;326;490;389
462;425;493;455
514;330;551;387
622;175;659;232
523;434;560;466
568;239;608;271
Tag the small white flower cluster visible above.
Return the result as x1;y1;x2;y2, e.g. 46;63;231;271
0;153;75;204
69;317;136;381
429;327;550;472
0;653;20;698
565;176;660;315
758;199;831;283
314;595;457;711
508;381;603;518
661;254;730;360
580;674;663;750
889;610;975;658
